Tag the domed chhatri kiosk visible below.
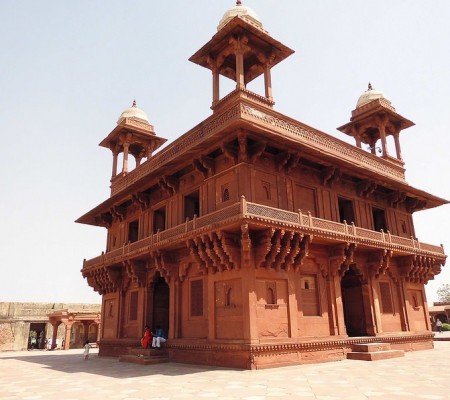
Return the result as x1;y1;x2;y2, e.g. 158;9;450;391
77;2;447;369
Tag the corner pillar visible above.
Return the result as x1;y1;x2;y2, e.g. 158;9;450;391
212;67;220;107
368;268;382;334
393;130;403;160
263;64;273;101
50;322;60;350
329;257;347;336
63;322;73;350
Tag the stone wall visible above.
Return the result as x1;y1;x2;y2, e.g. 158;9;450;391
0;302;101;351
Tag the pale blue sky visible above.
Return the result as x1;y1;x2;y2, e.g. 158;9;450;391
1;0;448;304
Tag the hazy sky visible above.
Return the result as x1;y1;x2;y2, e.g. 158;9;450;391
1;0;449;305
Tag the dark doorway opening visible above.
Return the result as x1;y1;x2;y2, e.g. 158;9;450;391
184;190;200;220
29;322;47;349
152;275;169;334
372;207;388;232
341;267;367;336
338;197;355;224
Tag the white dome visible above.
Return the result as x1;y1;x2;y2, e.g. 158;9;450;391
117;100;150;124
218;1;263;31
356;83;387;108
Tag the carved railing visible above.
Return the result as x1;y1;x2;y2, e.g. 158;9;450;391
111;97;407;196
82;198;445;271
240;104;406;182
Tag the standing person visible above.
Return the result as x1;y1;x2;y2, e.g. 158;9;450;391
141;325;152;349
152;325;167;348
436;319;443;333
83;340;91;360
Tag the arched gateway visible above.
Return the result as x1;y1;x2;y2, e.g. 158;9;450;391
77;1;447;368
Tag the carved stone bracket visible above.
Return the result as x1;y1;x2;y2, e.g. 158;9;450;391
286;153;301;174
153;251;178;283
158;175;178;196
237;131;248;163
388;190;406;208
110;205;126;222
405;197;427;213
397;255;442;283
193;159;208;178
255;228;312;272
187;231;240;274
83;265;121;295
357;180;377;198
132;192;151;211
275;151;290;171
274;152;301;173
179;262;191;282
369;249;393;278
321;166;341;187
95;212;112;228
221;142;238;164
193;156;215;178
249;141;266;163
123;260;147;287
330;243;357;276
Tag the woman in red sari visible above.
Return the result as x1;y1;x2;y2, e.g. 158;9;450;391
141;325;152;349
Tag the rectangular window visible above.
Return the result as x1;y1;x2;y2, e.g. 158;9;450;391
338;197;355;224
184;190;200;220
301;275;320;316
373;207;388;232
190;279;204;317
379;282;394;314
129;291;138;321
153;207;166;233
128;220;139;243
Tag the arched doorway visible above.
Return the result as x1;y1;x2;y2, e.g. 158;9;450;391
152;275;169;333
341;267;367;337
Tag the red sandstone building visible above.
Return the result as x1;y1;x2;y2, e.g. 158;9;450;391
77;2;447;368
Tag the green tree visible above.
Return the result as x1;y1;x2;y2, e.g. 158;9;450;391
437;284;450;302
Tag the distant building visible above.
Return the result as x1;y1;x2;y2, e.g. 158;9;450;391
0;302;100;351
77;2;447;368
428;302;450;330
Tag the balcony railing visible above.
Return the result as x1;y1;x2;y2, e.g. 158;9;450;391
83;197;445;270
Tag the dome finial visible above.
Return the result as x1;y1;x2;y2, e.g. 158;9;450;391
368;82;373;91
132;99;137;107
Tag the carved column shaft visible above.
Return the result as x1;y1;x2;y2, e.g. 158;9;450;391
377;116;389;157
396;279;410;331
51;322;60;349
112;151;119;178
212;67;220;106
264;64;272;101
123;143;130;173
393;130;402;160
63;323;73;350
368;269;382;334
235;51;245;90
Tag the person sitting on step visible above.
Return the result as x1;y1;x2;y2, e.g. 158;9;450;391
151;325;167;348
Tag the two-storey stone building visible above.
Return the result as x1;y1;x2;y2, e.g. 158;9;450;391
76;2;447;368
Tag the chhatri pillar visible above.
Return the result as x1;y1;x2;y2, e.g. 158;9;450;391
337;83;414;162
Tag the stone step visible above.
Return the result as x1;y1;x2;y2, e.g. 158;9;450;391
347;349;404;361
119;354;169;365
127;347;167;357
351;343;392;353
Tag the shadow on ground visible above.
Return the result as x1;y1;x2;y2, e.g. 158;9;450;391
0;349;241;379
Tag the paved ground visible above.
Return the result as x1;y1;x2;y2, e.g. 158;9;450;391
1;339;450;400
